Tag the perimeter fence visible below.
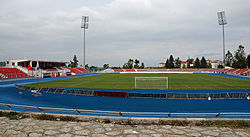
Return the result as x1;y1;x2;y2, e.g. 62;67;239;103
1;103;250;118
16;85;250;100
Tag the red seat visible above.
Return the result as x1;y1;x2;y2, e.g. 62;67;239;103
219;69;229;73
0;68;29;78
75;67;88;73
113;69;124;72
235;69;248;74
125;69;136;72
226;69;238;73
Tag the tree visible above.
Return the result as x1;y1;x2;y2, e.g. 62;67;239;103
122;63;129;69
247;54;250;68
165;59;170;68
140;62;145;69
208;63;212;68
0;61;6;67
69;55;78;67
200;56;207;68
218;64;224;68
128;59;134;69
225;50;233;67
85;64;89;70
187;58;194;68
90;66;98;72
103;64;109;69
194;57;200;68
175;57;181;68
169;55;174;68
232;45;247;68
134;59;140;69
122;59;134;69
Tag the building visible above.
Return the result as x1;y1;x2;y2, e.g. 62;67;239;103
181;61;188;68
211;60;222;68
5;59;69;77
1;59;88;79
158;62;166;68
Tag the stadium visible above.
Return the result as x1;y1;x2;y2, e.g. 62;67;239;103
1;61;250;118
0;0;250;120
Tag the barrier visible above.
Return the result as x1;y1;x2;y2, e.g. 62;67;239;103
1;103;250;118
16;85;250;100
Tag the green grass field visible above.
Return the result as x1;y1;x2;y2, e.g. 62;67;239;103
25;73;250;90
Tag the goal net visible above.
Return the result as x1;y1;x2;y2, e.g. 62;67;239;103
135;77;168;89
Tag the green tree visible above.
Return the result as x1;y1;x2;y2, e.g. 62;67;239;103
218;64;224;68
134;59;140;68
208;63;212;68
200;56;207;68
122;63;128;69
225;50;233;67
165;59;170;68
103;64;109;69
69;55;78;67
140;62;145;69
194;57;200;68
175;57;181;68
128;59;134;69
232;45;247;68
0;61;6;67
247;54;250;68
169;55;174;68
187;58;194;68
90;66;98;72
85;64;89;70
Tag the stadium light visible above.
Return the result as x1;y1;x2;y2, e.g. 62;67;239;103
217;11;227;66
81;16;89;68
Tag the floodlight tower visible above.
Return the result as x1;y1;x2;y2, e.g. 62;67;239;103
81;16;89;68
217;11;227;66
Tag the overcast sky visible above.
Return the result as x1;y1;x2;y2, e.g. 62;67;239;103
0;0;250;67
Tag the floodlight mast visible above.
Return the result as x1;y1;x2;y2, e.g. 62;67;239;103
81;16;89;69
217;11;227;66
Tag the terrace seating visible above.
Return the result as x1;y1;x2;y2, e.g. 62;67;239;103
0;68;29;78
66;67;82;74
125;69;136;72
234;69;248;74
246;70;250;74
200;68;223;72
226;69;238;73
75;67;88;73
56;67;63;70
113;69;124;72
219;69;229;73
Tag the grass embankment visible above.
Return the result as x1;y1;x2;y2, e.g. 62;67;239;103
24;74;250;90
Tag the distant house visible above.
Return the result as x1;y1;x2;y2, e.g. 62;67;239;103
158;62;166;68
181;61;188;68
206;59;212;65
211;60;222;68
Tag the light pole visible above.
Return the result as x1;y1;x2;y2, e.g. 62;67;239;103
81;16;89;68
217;11;227;66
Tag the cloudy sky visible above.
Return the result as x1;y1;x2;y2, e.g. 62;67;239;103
0;0;250;67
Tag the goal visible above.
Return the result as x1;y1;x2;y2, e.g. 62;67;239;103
135;77;168;89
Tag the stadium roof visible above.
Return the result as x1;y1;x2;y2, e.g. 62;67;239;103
7;59;68;64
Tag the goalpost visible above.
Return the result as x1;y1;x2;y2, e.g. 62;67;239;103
135;77;168;89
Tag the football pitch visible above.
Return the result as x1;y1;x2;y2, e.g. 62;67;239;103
25;73;250;90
